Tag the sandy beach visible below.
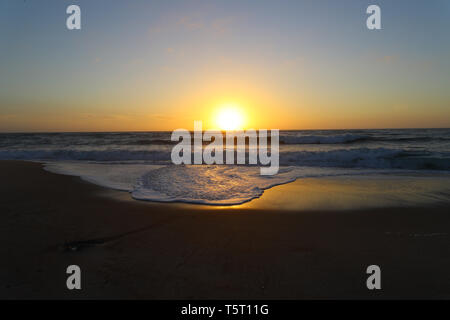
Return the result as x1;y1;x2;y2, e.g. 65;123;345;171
1;160;450;299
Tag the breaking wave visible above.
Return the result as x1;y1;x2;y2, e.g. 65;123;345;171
280;133;369;144
3;147;450;170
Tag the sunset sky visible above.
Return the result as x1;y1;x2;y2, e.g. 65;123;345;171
1;0;449;132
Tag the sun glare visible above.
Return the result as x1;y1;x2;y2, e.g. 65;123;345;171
215;105;245;131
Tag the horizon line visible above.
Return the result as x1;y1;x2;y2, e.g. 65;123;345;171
1;127;450;134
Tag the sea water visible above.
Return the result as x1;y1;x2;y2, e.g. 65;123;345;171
1;129;450;205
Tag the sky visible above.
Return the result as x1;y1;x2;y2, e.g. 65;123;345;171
0;0;449;132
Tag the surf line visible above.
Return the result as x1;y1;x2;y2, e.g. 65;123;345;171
171;121;279;175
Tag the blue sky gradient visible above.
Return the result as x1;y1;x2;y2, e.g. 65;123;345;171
1;0;449;131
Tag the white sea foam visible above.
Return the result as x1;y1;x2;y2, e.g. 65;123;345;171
43;162;390;205
132;165;299;205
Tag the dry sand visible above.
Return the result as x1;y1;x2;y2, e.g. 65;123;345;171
1;160;450;299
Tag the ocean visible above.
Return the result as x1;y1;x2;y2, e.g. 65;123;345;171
1;129;450;205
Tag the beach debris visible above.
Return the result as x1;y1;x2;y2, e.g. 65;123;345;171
385;231;448;238
62;239;105;252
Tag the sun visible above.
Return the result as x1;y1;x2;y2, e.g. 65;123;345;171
214;105;245;131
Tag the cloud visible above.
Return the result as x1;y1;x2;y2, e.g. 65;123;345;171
379;55;396;64
148;14;235;38
0;113;18;120
211;17;234;35
148;26;162;35
148;113;177;121
176;16;204;31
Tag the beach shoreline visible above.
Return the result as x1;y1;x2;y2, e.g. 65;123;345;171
1;160;450;299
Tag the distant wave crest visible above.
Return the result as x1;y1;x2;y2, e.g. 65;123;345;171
281;148;450;170
2;147;450;170
280;133;369;144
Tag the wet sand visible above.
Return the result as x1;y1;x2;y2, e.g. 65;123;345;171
1;160;450;299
